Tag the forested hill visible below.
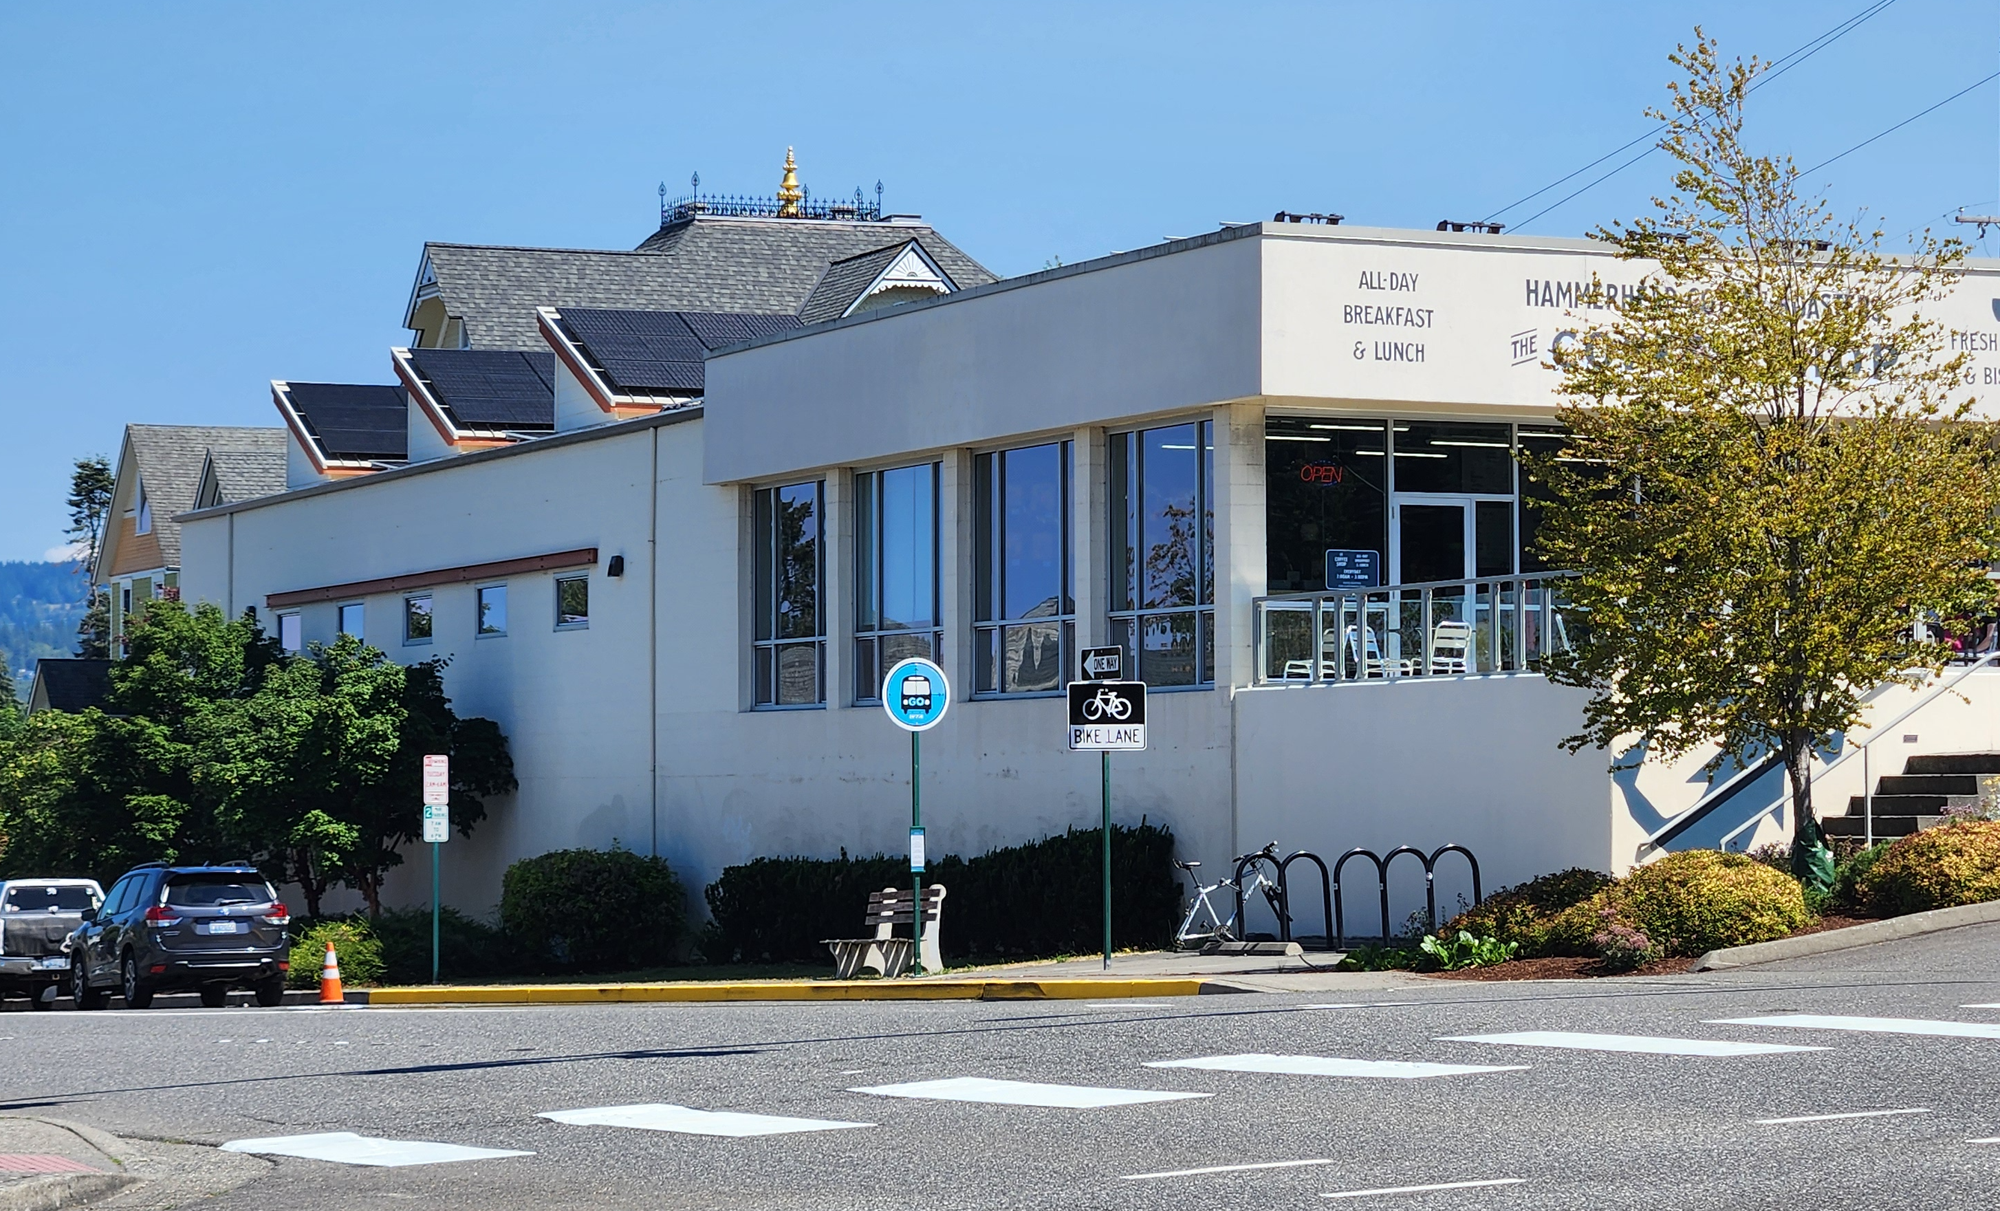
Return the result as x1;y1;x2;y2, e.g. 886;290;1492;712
0;560;88;700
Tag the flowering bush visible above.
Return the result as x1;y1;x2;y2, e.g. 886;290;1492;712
1588;908;1656;972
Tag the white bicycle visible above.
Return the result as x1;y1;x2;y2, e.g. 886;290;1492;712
1080;687;1132;721
1173;842;1288;950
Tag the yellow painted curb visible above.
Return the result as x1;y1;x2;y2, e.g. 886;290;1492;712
363;977;1214;1005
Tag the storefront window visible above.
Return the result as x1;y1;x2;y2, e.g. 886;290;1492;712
974;441;1072;694
1265;417;1386;593
753;481;824;706
855;463;941;701
1109;421;1214;686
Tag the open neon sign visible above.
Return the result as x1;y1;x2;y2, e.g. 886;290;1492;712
1300;460;1346;485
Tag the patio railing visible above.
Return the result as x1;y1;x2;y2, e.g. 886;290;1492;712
1252;571;1581;685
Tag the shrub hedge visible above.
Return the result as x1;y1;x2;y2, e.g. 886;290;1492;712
1556;850;1807;957
501;846;688;971
1438;868;1612;957
287;918;385;989
372;906;512;984
701;821;1181;964
1858;820;2000;914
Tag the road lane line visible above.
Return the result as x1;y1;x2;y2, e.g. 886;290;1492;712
538;1104;872;1137
220;1132;531;1167
1149;1054;1528;1080
1968;1137;2000;1143
1755;1108;1930;1124
1440;1031;1821;1056
1086;1002;1172;1009
1122;1158;1336;1180
849;1077;1209;1108
1711;1014;2000;1039
1323;1177;1526;1199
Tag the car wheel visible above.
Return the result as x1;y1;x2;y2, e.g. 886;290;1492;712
198;985;229;1008
252;975;286;1008
73;960;107;1010
121;955;155;1009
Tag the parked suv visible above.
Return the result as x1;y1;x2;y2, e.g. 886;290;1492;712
0;878;104;1010
70;864;291;1009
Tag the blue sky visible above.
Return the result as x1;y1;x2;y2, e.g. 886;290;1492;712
1;1;1994;562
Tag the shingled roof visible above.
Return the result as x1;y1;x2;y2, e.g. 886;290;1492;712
28;658;112;715
194;443;288;510
122;425;286;567
418;215;994;351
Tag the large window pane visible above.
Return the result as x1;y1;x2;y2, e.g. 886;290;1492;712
1393;421;1513;494
854;463;940;702
753;481;824;706
973;442;1073;694
879;465;935;631
1517;425;1566;573
1265;417;1385;593
1003;443;1068;621
1111;421;1214;684
775;483;820;640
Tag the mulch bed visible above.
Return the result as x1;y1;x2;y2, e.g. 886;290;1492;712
1421;911;1889;980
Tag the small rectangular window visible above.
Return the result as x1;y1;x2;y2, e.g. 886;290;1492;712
478;585;507;636
278;612;302;654
120;585;132;615
556;576;588;629
404;594;433;644
338;602;364;638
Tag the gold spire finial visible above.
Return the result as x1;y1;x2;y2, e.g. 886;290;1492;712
776;147;802;217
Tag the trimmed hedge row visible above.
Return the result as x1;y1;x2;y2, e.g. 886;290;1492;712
701;821;1181;964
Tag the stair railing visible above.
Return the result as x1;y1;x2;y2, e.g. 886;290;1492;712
1713;650;2000;853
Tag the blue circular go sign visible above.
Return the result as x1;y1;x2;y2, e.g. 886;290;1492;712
882;657;950;732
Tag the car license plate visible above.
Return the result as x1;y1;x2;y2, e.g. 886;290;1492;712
34;956;68;970
199;921;244;935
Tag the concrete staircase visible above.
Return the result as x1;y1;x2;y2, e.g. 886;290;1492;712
1822;753;2000;840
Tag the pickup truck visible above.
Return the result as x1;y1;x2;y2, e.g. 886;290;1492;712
0;878;104;1009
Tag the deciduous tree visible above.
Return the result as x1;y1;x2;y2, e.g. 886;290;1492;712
1531;34;2000;889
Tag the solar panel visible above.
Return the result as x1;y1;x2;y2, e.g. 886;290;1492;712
561;308;803;394
681;312;803;349
407;350;554;429
285;383;407;460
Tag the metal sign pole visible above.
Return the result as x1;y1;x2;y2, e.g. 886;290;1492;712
1101;750;1111;970
912;729;922;972
431;841;440;985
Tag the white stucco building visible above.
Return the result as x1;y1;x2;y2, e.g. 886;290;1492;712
175;213;2000;927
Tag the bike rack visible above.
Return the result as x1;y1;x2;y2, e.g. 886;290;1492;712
1329;844;1484;948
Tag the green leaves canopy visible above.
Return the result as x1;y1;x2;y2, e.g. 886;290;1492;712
1529;35;2000;877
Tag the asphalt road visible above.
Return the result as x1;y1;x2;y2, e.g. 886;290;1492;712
5;926;2000;1210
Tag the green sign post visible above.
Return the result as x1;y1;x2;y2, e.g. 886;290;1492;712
882;658;949;973
1069;649;1147;971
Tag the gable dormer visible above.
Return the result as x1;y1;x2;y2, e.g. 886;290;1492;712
797;240;958;325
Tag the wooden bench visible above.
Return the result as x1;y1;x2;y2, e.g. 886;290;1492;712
822;885;946;978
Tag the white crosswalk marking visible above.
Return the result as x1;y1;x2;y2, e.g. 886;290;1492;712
220;1132;531;1167
538;1104;872;1137
1324;1177;1527;1199
1712;1014;2000;1039
1148;1054;1528;1080
1440;1030;1822;1056
1755;1108;1929;1124
849;1077;1209;1108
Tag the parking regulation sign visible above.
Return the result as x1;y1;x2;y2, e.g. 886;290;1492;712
422;754;449;806
882;657;950;732
1067;681;1147;751
422;803;449;843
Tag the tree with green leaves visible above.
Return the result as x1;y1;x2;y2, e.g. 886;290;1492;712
66;456;114;660
1530;34;2000;890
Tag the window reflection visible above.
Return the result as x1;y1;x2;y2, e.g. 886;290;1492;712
753;481;823;705
975;441;1073;694
855;463;941;701
1109;421;1213;685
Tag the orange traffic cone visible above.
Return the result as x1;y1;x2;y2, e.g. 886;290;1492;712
319;941;343;1004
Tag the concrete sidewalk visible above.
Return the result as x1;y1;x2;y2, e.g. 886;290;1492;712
0;1117;262;1211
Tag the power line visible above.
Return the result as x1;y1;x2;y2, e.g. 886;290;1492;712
1485;0;1901;227
1800;70;2000;176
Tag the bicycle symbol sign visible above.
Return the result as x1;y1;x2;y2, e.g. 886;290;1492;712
1066;680;1147;751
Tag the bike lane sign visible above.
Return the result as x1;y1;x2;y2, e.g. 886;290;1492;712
1067;680;1146;751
